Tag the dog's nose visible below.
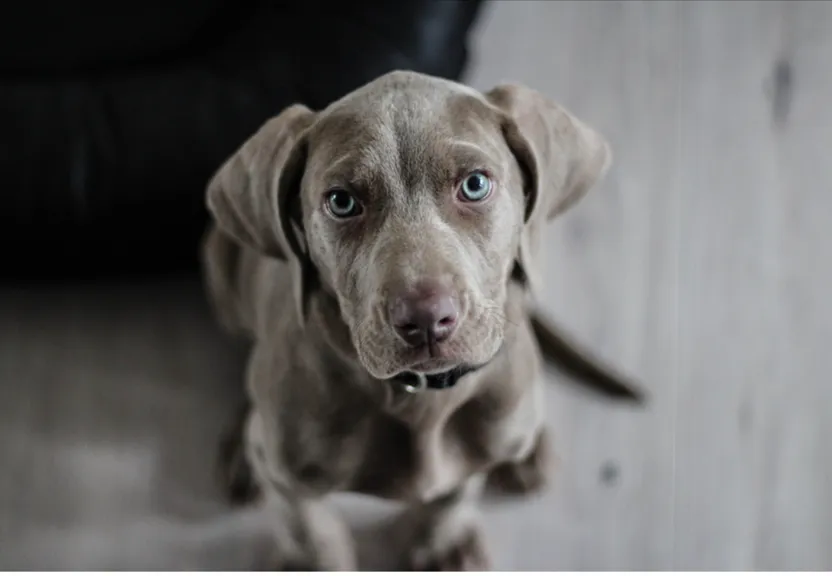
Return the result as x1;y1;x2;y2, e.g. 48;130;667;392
389;284;459;347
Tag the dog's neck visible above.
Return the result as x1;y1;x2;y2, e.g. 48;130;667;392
388;361;490;393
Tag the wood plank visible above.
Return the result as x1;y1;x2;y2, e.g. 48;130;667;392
673;1;789;568
752;2;832;569
674;2;831;569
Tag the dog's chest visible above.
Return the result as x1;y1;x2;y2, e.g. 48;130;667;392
347;378;541;501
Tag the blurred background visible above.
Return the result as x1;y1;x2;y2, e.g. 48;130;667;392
1;0;830;570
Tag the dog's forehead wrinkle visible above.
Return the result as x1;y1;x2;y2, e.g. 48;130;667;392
327;70;471;115
312;83;497;208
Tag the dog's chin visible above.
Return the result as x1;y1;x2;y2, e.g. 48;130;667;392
392;338;506;390
403;355;458;374
358;353;464;381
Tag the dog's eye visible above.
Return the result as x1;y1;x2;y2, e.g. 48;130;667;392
325;189;362;218
458;171;492;202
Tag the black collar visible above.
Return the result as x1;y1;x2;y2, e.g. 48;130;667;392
388;344;504;393
391;363;481;392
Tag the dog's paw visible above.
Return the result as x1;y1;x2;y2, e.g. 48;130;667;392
407;523;490;571
487;429;553;496
254;541;350;571
251;552;320;572
268;559;318;572
263;545;355;571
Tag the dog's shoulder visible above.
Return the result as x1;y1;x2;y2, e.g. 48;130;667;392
247;302;377;495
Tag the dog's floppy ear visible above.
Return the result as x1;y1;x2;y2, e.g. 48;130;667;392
206;104;317;323
486;84;612;297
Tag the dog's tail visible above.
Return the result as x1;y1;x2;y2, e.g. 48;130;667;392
529;309;646;404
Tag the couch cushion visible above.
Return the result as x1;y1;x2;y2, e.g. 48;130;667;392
0;0;229;75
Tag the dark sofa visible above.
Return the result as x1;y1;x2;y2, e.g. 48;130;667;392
1;0;484;281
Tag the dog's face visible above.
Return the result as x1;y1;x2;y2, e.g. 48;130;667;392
206;71;611;381
299;79;523;379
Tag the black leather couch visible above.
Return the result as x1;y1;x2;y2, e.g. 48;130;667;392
1;0;484;281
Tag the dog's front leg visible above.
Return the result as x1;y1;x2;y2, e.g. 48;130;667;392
246;412;357;571
393;474;490;571
256;492;356;571
487;426;553;495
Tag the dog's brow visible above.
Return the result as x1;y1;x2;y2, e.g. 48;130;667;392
319;156;386;191
444;141;498;172
323;152;354;180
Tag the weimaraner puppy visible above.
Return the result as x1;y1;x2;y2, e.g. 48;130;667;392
202;70;642;570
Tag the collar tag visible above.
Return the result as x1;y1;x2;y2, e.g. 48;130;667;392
399;372;427;394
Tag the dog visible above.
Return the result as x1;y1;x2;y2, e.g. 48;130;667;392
201;70;642;570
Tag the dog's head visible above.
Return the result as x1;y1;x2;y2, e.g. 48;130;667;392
206;71;610;381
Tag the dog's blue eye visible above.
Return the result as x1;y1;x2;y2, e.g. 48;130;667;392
459;171;492;202
326;189;361;218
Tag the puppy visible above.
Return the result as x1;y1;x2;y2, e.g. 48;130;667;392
202;70;622;570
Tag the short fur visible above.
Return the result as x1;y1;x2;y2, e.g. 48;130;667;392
202;71;634;570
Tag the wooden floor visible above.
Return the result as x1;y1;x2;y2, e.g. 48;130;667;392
1;1;830;570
